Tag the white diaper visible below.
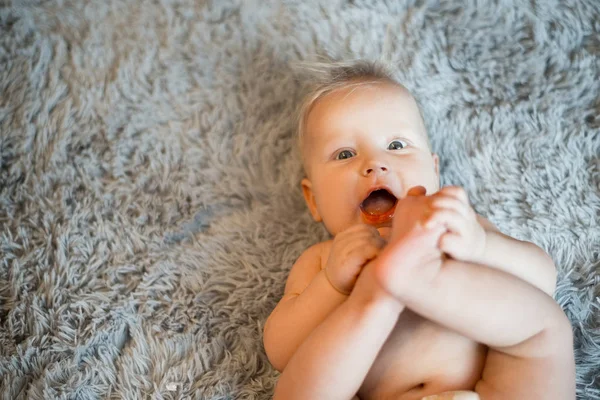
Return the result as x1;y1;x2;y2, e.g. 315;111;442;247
421;390;480;400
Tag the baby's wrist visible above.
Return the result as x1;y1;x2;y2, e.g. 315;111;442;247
323;268;352;296
470;229;490;265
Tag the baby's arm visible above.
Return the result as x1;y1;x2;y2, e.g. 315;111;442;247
273;260;403;400
264;224;385;372
263;243;349;372
473;214;556;295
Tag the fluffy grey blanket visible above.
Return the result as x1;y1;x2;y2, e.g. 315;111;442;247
1;1;599;399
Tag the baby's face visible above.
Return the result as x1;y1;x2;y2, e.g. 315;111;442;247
301;81;440;236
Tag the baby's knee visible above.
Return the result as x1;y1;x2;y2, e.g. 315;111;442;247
539;304;574;354
555;310;574;341
549;309;574;354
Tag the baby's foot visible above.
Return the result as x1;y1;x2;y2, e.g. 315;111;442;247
373;221;446;299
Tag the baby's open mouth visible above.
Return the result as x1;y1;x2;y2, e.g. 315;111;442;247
360;189;397;224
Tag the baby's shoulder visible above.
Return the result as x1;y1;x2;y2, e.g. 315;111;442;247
318;240;333;269
299;239;333;269
283;240;332;296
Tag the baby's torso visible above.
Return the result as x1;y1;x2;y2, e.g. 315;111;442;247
358;310;487;400
320;241;488;400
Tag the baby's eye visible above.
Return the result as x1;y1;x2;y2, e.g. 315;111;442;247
336;149;355;160
388;140;408;150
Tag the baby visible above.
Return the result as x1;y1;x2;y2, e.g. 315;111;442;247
263;60;575;400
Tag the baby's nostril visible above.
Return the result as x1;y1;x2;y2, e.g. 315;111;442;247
365;165;387;175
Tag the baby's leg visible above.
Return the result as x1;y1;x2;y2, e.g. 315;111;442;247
373;230;576;399
421;391;480;400
274;227;449;400
375;223;447;298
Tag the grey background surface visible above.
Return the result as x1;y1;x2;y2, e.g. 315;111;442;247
1;0;599;399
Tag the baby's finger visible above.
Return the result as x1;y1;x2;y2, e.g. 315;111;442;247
349;224;381;238
348;242;380;264
351;234;386;253
370;233;387;249
438;232;462;257
430;196;470;219
439;186;471;205
425;209;465;234
344;223;376;236
343;231;381;249
421;223;448;248
336;224;376;245
358;225;390;242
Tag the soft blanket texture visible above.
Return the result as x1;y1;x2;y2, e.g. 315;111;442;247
1;0;599;399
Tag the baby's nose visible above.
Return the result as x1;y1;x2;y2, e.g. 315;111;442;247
363;160;389;176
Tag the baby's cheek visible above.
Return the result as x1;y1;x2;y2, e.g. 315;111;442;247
323;212;355;237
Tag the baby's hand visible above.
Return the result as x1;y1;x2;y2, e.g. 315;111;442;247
325;224;386;295
424;186;486;263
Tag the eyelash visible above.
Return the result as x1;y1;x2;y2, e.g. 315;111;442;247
334;140;408;160
387;140;408;150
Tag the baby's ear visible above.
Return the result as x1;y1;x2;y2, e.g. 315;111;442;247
301;178;322;222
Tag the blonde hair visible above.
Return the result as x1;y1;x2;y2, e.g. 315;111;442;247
294;60;402;148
